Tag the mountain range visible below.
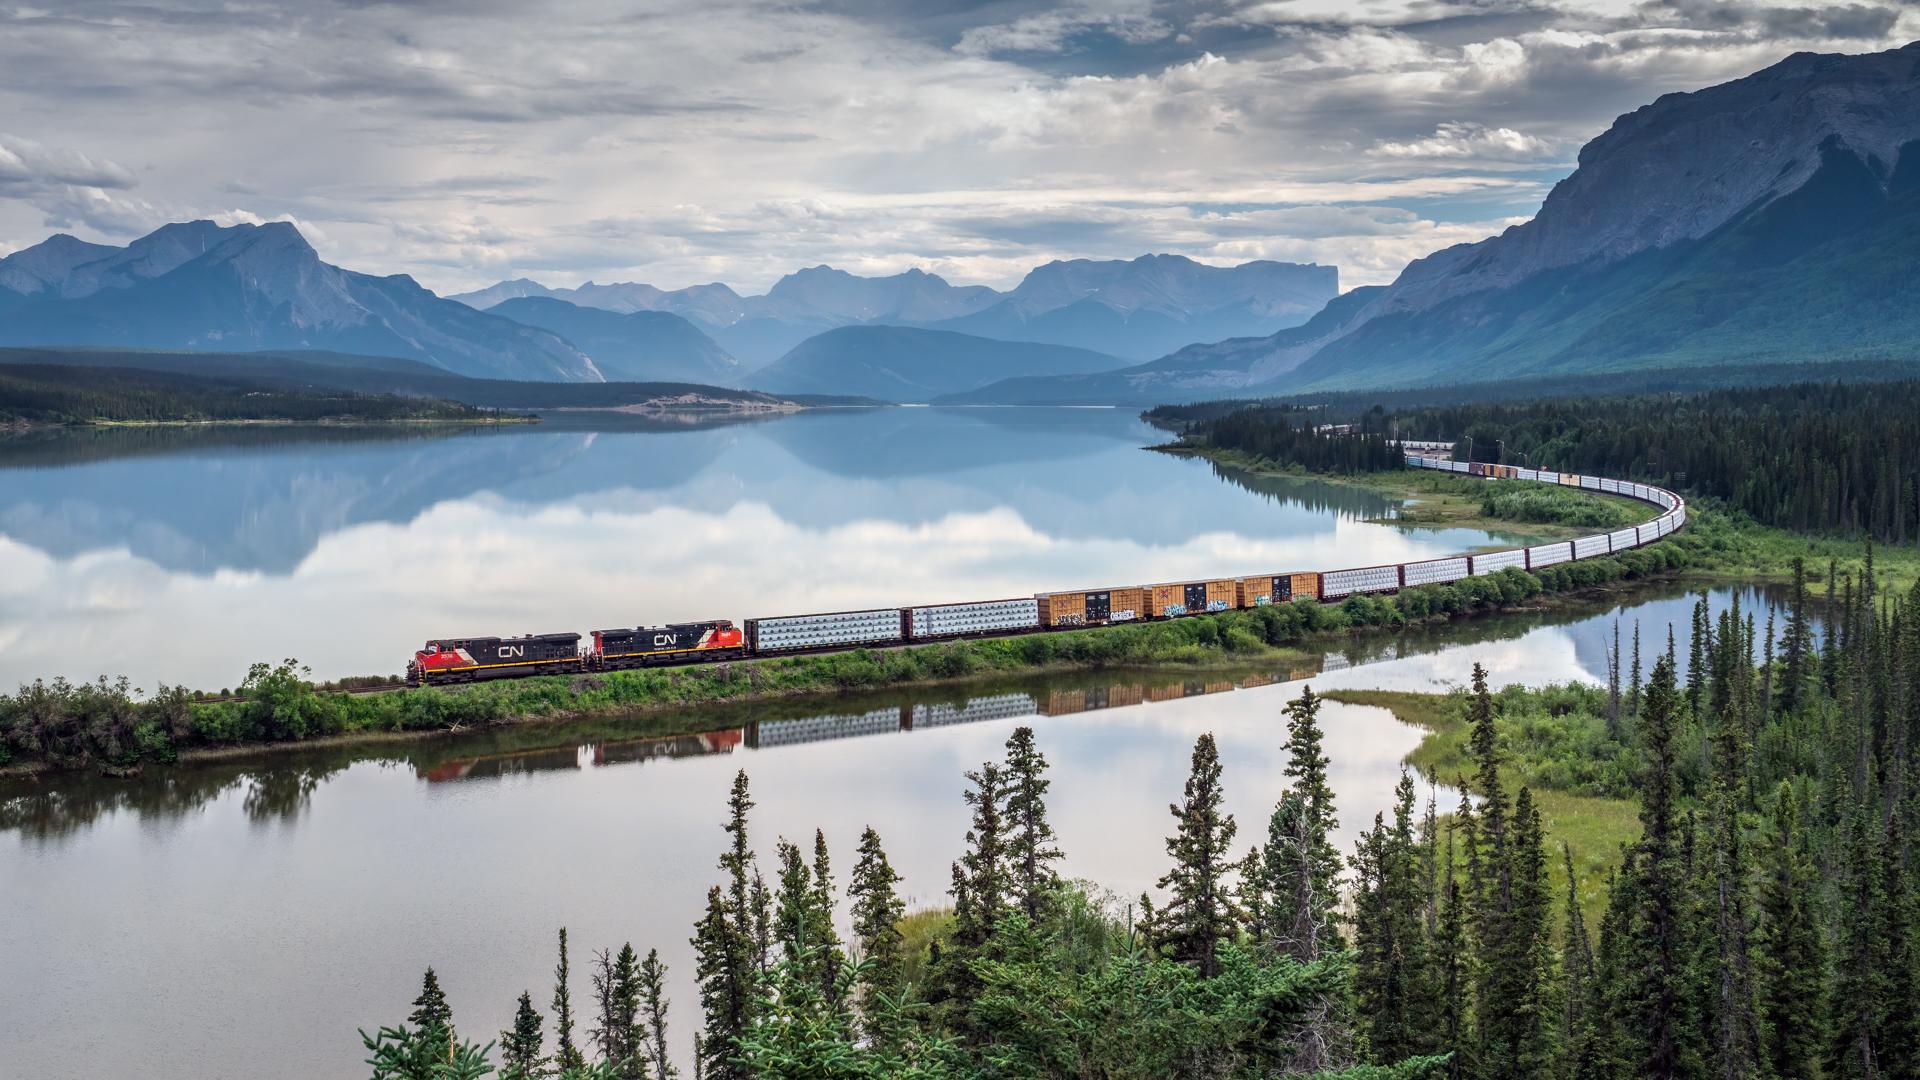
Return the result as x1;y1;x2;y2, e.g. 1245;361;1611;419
451;255;1338;367
959;41;1920;404
0;221;602;381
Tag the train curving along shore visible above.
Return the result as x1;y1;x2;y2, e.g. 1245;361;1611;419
405;454;1688;687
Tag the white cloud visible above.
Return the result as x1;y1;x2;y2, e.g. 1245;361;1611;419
1372;122;1559;161
0;0;1908;291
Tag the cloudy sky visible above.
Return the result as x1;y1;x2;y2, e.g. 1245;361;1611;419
0;0;1914;294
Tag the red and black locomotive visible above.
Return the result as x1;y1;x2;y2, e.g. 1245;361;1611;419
408;621;744;685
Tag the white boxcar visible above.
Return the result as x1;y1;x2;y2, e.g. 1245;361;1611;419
1574;534;1611;559
1471;549;1528;576
1637;523;1661;545
750;608;903;652
1322;565;1401;598
1528;542;1573;568
912;694;1039;730
1599;478;1620;494
1581;475;1602;491
1403;557;1470;586
1536;470;1561;484
1515;468;1540;482
1607;527;1639;552
1630;483;1651;501
909;598;1039;639
1675;504;1687;527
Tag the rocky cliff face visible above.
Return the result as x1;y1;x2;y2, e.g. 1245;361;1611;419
1376;42;1920;319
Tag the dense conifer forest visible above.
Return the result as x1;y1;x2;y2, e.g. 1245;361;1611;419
0;363;505;425
357;556;1920;1079
1155;380;1920;543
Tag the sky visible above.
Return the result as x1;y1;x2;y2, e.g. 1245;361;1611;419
0;1;1915;295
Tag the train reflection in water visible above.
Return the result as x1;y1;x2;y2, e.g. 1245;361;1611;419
415;666;1325;783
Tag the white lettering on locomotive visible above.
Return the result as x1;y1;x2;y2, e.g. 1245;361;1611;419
654;633;679;647
498;645;525;658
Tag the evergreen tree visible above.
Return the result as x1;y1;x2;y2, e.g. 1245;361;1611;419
1627;656;1702;1080
553;928;586;1074
692;887;750;1080
951;761;1012;955
1352;771;1436;1062
932;759;1012;1025
1002;726;1064;923
1153;732;1241;978
410;967;455;1062
638;949;675;1080
1829;806;1886;1079
591;944;641;1076
1560;845;1595;1080
848;826;907;1015
500;991;547;1080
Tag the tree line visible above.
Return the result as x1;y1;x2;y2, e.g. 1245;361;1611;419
0;362;498;425
355;552;1920;1078
1168;380;1920;543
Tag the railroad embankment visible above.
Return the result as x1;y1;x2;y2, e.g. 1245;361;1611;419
1;512;1735;776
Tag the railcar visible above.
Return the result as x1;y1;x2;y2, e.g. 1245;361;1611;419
399;458;1686;689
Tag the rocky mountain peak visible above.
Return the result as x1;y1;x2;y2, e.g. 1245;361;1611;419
1380;41;1920;316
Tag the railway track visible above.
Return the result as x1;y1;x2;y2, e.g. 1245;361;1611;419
395;454;1687;690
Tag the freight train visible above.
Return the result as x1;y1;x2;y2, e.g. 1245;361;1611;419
405;454;1688;686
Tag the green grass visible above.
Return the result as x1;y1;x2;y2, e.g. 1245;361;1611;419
1324;686;1640;928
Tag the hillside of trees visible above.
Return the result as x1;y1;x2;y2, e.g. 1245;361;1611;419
0;363;509;425
1158;380;1920;543
356;555;1920;1079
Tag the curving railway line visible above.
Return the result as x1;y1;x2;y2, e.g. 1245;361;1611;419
405;452;1688;687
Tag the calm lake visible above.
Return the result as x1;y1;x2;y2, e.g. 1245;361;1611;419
0;407;1524;689
0;409;1773;1079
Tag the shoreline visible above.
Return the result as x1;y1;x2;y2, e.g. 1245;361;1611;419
0;561;1724;782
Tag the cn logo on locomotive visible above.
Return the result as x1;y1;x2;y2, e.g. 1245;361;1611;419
498;645;525;658
654;633;680;647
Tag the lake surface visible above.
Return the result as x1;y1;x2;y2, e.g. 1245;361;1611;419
0;409;1772;1079
0;407;1527;690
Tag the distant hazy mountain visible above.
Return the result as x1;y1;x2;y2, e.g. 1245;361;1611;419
921;255;1337;360
746;325;1130;402
489;296;741;383
0;222;602;381
452;254;1338;369
764;265;1001;322
959;42;1920;404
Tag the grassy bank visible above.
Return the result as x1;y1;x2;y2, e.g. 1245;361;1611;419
1324;686;1640;927
2;519;1716;774
8;490;1904;777
1167;446;1648;540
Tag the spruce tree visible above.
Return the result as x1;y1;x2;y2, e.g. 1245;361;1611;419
1002;726;1064;923
409;967;455;1060
590;943;641;1076
848;826;906;1013
638;948;676;1080
1829;805;1886;1079
692;887;750;1080
1153;732;1241;977
1352;770;1436;1062
553;927;586;1073
500;991;547;1080
1629;656;1697;1080
1282;684;1344;951
1560;845;1595;1080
